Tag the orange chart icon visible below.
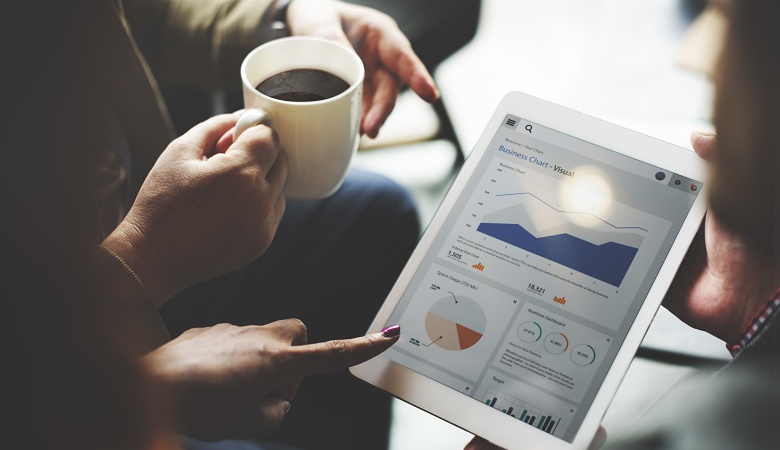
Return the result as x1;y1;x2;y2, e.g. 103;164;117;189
472;262;485;271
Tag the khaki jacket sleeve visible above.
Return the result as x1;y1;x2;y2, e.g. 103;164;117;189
123;0;275;90
93;245;171;354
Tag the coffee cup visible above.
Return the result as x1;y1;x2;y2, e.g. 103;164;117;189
235;36;365;200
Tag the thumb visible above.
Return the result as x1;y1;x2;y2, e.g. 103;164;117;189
251;396;292;436
291;325;401;375
690;130;717;162
464;436;504;450
588;425;608;450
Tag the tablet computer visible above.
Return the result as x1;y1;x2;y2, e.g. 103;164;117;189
350;91;708;450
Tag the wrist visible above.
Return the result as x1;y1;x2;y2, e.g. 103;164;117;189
726;288;780;356
92;245;172;352
101;221;177;309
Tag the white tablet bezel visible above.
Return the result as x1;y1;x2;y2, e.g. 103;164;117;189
350;91;708;450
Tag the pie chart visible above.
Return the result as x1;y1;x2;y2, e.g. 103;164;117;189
425;294;486;350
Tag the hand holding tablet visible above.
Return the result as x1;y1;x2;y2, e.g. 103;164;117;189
351;92;708;450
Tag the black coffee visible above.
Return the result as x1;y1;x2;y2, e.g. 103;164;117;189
256;69;350;102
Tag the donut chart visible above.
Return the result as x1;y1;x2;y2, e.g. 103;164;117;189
571;344;596;366
543;332;569;355
425;294;486;350
518;321;542;343
515;318;596;363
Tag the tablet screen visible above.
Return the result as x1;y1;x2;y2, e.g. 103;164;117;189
381;115;702;442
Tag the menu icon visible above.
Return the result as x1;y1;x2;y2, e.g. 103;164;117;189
505;118;517;127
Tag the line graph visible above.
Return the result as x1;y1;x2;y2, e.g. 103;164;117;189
477;190;646;287
496;192;648;232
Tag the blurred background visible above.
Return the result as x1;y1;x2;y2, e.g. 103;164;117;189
163;0;729;448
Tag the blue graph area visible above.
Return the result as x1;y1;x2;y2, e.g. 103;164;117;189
477;223;639;287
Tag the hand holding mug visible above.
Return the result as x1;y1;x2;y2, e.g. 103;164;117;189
102;115;287;307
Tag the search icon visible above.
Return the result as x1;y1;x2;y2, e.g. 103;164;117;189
525;124;533;133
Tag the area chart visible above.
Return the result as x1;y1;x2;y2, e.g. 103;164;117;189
476;193;646;286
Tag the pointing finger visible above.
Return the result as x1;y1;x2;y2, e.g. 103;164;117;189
291;326;401;375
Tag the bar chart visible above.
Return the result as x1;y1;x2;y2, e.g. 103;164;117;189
483;387;560;435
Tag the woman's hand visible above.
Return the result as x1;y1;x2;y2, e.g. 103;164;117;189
663;131;778;343
287;0;440;138
143;319;401;440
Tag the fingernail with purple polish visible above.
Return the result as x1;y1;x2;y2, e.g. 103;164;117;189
381;325;401;338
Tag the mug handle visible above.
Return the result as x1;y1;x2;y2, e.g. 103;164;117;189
233;108;274;141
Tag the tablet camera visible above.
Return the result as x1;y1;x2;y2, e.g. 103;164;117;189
655;171;666;181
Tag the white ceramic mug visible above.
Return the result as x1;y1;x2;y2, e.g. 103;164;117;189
235;36;365;200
